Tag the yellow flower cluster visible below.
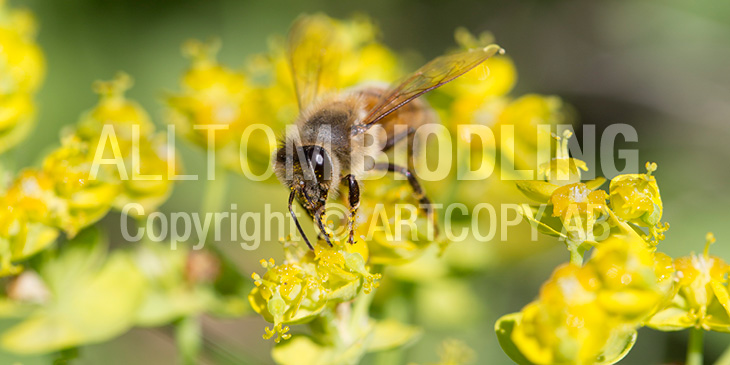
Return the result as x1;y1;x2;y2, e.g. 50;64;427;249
647;233;730;332
497;127;685;364
0;0;44;153
0;73;175;276
504;236;673;364
249;240;380;343
79;74;176;212
518;131;668;255
166;39;261;172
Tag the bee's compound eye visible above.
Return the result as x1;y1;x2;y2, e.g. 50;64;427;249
303;145;333;182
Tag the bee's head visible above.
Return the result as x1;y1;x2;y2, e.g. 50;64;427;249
274;143;336;213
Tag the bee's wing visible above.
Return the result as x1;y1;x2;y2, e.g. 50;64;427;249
358;45;502;130
288;14;342;110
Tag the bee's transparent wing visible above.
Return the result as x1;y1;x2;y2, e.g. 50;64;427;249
358;45;502;130
288;14;342;110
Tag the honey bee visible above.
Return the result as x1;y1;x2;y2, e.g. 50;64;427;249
273;15;502;250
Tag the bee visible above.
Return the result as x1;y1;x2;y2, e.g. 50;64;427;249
273;15;502;250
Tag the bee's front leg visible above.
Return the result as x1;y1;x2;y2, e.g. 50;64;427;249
342;174;360;245
289;191;314;250
314;209;334;247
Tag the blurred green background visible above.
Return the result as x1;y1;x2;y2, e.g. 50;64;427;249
6;0;730;363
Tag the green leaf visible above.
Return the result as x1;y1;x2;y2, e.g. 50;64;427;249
596;330;637;365
132;244;213;326
495;313;534;365
39;227;106;295
272;336;331;365
272;335;367;365
520;205;566;239
0;231;147;354
135;287;214;327
366;319;422;353
515;181;558;202
645;307;693;331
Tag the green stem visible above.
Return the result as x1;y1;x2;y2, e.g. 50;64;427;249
349;290;375;330
567;240;586;266
175;165;229;365
569;250;583;266
201;165;229;218
176;315;202;365
687;327;704;365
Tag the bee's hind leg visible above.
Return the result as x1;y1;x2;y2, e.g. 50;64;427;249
342;174;360;245
373;163;439;238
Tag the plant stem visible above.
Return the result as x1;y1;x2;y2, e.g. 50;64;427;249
686;327;704;365
176;315;202;365
567;240;585;266
349;290;375;331
201;165;229;218
175;164;229;365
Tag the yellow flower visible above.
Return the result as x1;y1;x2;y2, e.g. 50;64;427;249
0;172;59;275
113;132;177;213
590;237;674;320
248;240;380;343
167;39;256;148
168;39;285;176
76;72;155;152
0;2;44;94
551;183;608;221
538;130;586;186
77;73;176;213
647;233;730;332
350;174;435;265
609;162;668;242
42;135;119;237
548;182;607;245
516;129;601;205
337;15;401;88
0;0;45;154
0;91;36;154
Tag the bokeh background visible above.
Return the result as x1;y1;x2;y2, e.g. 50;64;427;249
4;0;730;363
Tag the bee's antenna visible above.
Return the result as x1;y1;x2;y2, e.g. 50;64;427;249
289;191;314;251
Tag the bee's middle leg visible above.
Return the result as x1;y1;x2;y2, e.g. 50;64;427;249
373;162;439;237
381;127;415;152
341;174;360;245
